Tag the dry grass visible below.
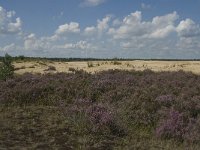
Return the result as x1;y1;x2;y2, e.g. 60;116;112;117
13;60;200;75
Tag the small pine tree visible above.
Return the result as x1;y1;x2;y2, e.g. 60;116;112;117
0;53;14;81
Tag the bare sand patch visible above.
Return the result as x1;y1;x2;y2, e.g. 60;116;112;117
13;60;200;75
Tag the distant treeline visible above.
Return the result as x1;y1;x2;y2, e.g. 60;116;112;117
1;55;200;62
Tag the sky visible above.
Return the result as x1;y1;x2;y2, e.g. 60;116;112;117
0;0;200;58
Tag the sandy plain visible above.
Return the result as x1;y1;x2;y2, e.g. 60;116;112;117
13;60;200;75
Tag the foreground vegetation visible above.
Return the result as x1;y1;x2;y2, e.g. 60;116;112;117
0;69;200;149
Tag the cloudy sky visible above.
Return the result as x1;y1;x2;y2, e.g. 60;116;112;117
0;0;200;58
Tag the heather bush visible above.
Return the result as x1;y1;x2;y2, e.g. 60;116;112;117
183;116;200;143
156;94;175;107
86;104;114;126
1;69;200;148
156;108;200;143
176;95;200;118
156;108;187;140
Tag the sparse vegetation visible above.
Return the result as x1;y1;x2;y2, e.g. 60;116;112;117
111;61;122;65
125;62;132;67
44;65;57;71
1;69;200;149
68;67;76;72
37;61;47;66
14;66;26;71
29;65;36;68
87;61;94;67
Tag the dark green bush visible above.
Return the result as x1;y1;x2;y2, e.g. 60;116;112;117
0;53;14;81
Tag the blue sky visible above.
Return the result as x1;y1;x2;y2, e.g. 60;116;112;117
0;0;200;58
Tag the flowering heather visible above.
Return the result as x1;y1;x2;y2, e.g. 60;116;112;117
86;104;113;126
156;109;186;139
66;98;93;114
1;69;200;149
183;117;200;143
156;94;175;107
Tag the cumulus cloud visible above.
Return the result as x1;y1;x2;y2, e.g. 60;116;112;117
177;37;200;50
175;18;200;52
84;15;111;37
1;5;200;58
7;18;22;33
24;33;40;50
54;41;93;50
0;6;22;34
24;33;51;51
55;22;80;36
84;26;96;36
97;15;111;32
152;11;179;27
176;18;200;37
80;0;106;7
112;19;121;26
106;11;184;58
108;11;178;39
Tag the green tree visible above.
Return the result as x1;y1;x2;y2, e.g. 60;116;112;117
0;53;14;81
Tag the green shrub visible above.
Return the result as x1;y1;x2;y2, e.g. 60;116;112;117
0;53;14;81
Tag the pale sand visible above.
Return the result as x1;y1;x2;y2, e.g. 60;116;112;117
13;60;200;75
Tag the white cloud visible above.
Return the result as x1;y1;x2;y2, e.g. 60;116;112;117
6;11;16;18
176;19;200;52
97;15;111;33
0;6;22;34
176;18;200;37
80;0;106;7
84;26;96;35
55;22;80;35
108;11;178;39
106;11;184;58
112;19;121;26
24;33;39;50
141;3;151;10
54;41;93;50
150;25;175;38
152;11;179;27
177;37;200;49
1;6;200;58
123;11;142;25
7;17;22;33
83;15;111;37
24;33;51;51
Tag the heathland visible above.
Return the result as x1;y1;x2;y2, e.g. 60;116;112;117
0;57;200;149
